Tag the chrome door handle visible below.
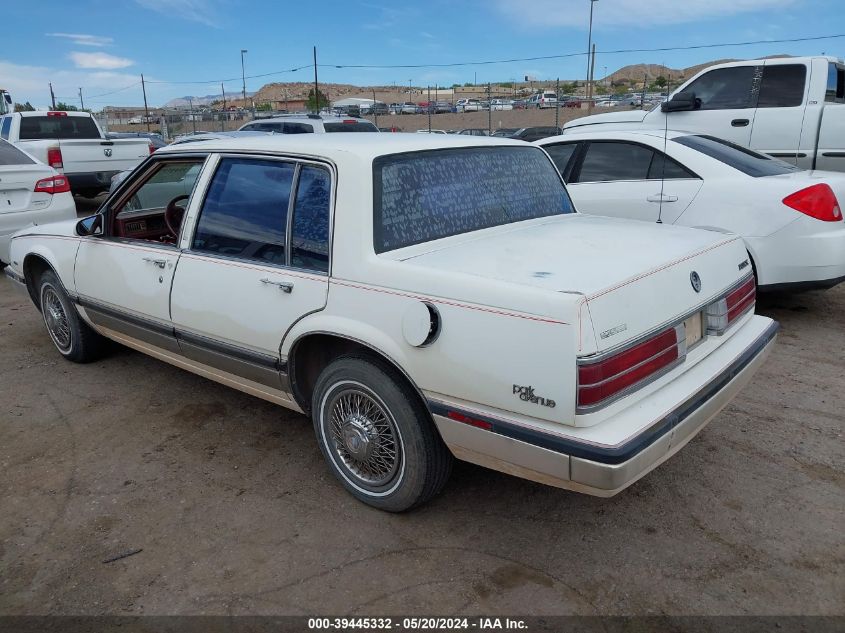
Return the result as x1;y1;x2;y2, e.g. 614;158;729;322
647;194;678;203
260;278;294;293
142;257;167;269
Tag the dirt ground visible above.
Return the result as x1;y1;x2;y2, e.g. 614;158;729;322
0;198;843;617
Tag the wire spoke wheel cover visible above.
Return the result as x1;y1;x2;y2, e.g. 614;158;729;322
321;381;404;494
42;286;72;353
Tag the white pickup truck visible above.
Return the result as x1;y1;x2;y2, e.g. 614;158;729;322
0;111;152;197
564;56;845;172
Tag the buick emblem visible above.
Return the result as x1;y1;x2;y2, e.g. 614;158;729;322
690;271;702;293
103;148;113;157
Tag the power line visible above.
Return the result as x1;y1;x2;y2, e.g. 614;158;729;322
325;33;845;69
144;64;312;85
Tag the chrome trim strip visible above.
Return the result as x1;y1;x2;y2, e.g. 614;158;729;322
3;267;25;285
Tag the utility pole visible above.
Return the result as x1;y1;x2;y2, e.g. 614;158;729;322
141;74;150;132
586;0;599;103
427;85;432;132
313;46;320;113
588;43;596;113
189;96;196;134
221;82;227;131
555;78;560;128
78;88;85;111
487;82;491;134
240;49;248;111
49;83;56;110
408;79;412;98
372;87;378;127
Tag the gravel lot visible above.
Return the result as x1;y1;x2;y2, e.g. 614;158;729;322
0;197;843;617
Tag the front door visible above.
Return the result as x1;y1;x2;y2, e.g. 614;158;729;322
74;157;207;352
170;156;332;392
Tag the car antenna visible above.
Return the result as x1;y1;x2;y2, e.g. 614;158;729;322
657;64;669;225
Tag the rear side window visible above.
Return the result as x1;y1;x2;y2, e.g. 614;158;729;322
673;135;801;177
1;116;11;140
684;66;757;110
757;64;807;108
826;63;845;103
543;143;578;177
324;121;378;133
18;115;101;140
577;142;653;182
193;158;295;265
0;138;35;165
283;122;313;134
647;152;696;180
291;166;331;272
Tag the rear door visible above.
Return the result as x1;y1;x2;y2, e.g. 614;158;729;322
170;155;332;392
665;65;759;146
749;61;810;166
564;140;702;224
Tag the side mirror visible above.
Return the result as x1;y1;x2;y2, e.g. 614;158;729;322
661;91;699;112
76;214;103;237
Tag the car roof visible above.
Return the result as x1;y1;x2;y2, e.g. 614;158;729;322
158;132;528;161
17;110;92;117
248;114;364;123
535;129;694;144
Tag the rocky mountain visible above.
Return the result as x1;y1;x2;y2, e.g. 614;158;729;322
163;92;255;108
604;55;792;84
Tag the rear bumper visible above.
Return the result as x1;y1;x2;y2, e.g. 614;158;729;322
66;171;120;194
430;318;778;496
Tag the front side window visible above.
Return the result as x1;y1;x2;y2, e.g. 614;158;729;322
193;158;295;265
826;63;845;103
283;122;313;134
324;121;378;133
685;66;757;110
122;162;203;213
577;142;653;182
757;64;806;108
18;115;101;140
373;146;573;253
291;166;331;272
673;135;801;177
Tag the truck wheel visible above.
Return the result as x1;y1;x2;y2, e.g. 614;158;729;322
38;270;105;363
312;354;452;512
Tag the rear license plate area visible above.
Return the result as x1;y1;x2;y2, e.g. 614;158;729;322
684;312;704;350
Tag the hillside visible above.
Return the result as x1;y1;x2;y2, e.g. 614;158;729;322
604;55;792;84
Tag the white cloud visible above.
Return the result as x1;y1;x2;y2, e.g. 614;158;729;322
135;0;221;27
495;0;798;28
46;33;113;47
69;51;134;70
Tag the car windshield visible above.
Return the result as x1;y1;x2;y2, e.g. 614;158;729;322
673;134;802;177
373;146;573;253
0;138;35;165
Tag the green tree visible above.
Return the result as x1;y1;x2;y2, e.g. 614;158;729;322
305;88;329;112
54;102;78;111
653;75;667;88
14;102;35;112
255;102;272;111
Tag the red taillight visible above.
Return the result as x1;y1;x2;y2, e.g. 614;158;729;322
34;175;70;195
706;275;755;334
782;184;842;222
46;146;63;169
577;326;681;409
46;111;67;117
343;119;357;124
149;142;155;155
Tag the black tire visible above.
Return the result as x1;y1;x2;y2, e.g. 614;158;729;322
37;270;105;363
312;354;452;512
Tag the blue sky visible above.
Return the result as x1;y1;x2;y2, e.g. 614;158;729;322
2;0;843;108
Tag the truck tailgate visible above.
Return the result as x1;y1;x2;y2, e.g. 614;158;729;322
55;138;149;175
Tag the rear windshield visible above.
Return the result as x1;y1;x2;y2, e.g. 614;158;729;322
19;115;101;140
673;134;801;177
324;121;378;133
0;138;35;165
373;146;573;253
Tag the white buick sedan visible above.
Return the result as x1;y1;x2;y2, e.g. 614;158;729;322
536;130;845;291
0;139;77;266
5;134;777;511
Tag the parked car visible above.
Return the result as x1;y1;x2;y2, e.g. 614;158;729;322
456;99;482;113
430;102;454;114
107;131;167;150
512;99;529;110
400;102;421;115
128;117;144;125
564;56;845;172
379;126;402;133
456;128;489;136
527;91;558;109
536;130;845;291
239;114;379;133
416;129;447;134
508;126;562;141
388;103;402;115
5;134;777;511
0;139;77;265
491;128;520;137
0;111;152;197
489;99;514;111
